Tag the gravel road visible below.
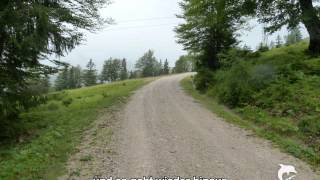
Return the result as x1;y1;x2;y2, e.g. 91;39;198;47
111;73;318;180
62;73;318;180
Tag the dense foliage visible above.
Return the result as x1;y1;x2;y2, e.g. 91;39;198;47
174;55;195;73
206;42;320;162
176;0;320;167
135;50;163;77
0;0;109;140
100;58;128;82
83;59;98;87
120;58;128;80
55;65;82;91
252;0;320;54
163;59;170;75
175;0;251;89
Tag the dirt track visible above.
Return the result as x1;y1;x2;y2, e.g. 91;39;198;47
62;73;318;180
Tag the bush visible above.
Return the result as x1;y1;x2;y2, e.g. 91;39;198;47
253;79;294;108
215;63;253;107
0;89;47;141
194;68;215;91
218;48;253;69
0;112;21;141
102;92;109;98
249;64;276;90
298;116;320;152
62;98;73;107
299;116;320;139
302;58;320;75
47;91;67;101
47;102;60;111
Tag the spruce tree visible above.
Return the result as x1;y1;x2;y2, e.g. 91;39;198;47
68;67;76;89
163;59;170;75
110;59;121;82
159;59;164;75
100;60;110;83
120;58;128;80
0;0;109;137
66;66;82;89
55;66;69;91
83;59;97;87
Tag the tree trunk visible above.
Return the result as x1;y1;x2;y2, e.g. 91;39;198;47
299;0;320;55
0;30;5;58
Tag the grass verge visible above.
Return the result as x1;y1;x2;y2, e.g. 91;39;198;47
0;79;150;179
181;76;320;172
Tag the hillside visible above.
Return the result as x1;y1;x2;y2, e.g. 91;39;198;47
183;41;320;169
0;79;149;179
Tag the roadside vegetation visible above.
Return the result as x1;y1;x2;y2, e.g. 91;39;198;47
175;0;320;169
173;54;196;74
181;42;320;170
0;79;148;179
0;0;172;146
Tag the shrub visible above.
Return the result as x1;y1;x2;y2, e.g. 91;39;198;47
253;79;294;110
47;102;60;111
102;92;109;98
249;64;276;90
194;68;215;91
48;91;67;101
216;63;253;107
218;48;255;69
298;116;320;139
0;91;47;141
258;44;269;52
62;98;73;107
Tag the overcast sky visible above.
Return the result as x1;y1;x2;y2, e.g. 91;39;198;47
60;0;308;71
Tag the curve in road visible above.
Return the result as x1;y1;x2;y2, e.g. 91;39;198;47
112;73;318;180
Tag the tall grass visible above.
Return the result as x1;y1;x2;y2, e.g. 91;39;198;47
0;79;148;179
185;41;320;170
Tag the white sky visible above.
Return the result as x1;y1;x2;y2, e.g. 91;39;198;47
60;0;308;71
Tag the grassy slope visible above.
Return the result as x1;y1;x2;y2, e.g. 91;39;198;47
181;42;320;171
0;79;149;179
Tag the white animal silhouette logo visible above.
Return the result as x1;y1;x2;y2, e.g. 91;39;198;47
278;164;297;180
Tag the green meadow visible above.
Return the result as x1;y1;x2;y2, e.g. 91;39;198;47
0;79;148;179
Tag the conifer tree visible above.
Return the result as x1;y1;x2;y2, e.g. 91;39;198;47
0;0;110;136
55;66;69;91
120;58;128;80
163;59;170;75
67;66;82;89
159;59;164;75
83;59;97;87
100;60;110;83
